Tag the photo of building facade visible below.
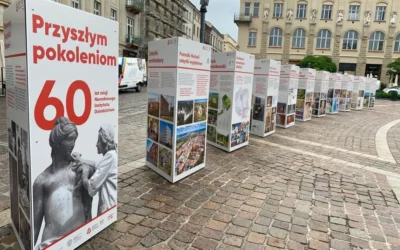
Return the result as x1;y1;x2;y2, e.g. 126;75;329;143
235;0;400;83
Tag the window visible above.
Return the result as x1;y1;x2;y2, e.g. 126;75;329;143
127;17;134;36
292;28;306;48
273;3;283;18
296;4;307;19
348;5;360;20
343;30;358;50
269;27;283;47
197;27;199;37
316;29;332;49
395;34;400;52
189;28;191;37
245;2;251;16
375;6;386;21
253;2;260;17
369;31;385;51
321;5;333;19
72;0;79;9
248;32;256;46
110;9;117;21
94;0;101;15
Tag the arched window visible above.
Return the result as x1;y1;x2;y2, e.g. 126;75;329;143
292;28;306;48
316;29;332;49
269;27;283;47
343;30;358;50
394;34;400;52
369;31;385;51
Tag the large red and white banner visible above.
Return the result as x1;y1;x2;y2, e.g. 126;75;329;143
5;0;118;249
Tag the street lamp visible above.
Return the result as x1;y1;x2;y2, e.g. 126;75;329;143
200;0;209;43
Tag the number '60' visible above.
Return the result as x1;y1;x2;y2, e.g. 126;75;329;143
34;80;92;130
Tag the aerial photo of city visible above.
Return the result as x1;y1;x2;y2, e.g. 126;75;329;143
175;122;206;175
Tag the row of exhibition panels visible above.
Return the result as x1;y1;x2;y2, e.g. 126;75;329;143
144;38;379;183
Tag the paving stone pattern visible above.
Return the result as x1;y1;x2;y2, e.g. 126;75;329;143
1;95;400;249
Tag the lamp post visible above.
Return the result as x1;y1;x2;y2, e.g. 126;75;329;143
200;0;209;43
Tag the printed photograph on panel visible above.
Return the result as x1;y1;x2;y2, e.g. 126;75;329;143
158;146;172;176
18;127;30;221
33;118;118;249
327;89;334;99
147;139;159;166
8;119;16;155
296;109;304;120
176;122;206;175
266;96;272;107
296;99;304;109
194;99;207;122
160;95;175;122
265;108;275;133
231;121;250;147
305;102;312;119
177;100;194;126
332;98;338;112
219;94;232;115
297;89;305;100
9;153;19;234
320;93;326;100
208;109;218;126
208;93;219;109
148;117;159;142
159;121;173;149
148;92;160;117
320;100;326;115
216;132;229;148
277;114;286;126
335;89;341;98
327;99;333;112
19;208;31;250
277;103;286;114
287;114;295;126
287;104;296;114
369;98;375;107
252;97;265;122
359;90;364;97
363;95;370;108
207;125;217;143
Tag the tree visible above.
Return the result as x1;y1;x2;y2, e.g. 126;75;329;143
387;58;400;85
298;56;337;72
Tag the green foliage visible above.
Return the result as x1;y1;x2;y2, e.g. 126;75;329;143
298;56;337;72
380;83;387;91
388;58;400;75
378;92;400;99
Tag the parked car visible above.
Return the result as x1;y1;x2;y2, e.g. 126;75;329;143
118;57;147;92
382;87;400;95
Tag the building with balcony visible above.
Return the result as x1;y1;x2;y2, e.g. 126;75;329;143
224;34;238;51
205;21;224;53
121;0;144;57
235;0;400;83
143;0;188;50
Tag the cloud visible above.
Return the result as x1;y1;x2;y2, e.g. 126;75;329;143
190;0;239;40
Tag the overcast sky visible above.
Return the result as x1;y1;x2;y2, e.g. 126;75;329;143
189;0;240;41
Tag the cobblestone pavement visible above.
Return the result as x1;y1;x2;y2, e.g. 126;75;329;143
1;93;400;250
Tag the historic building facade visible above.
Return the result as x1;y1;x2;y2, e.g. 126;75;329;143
235;0;400;83
224;34;238;51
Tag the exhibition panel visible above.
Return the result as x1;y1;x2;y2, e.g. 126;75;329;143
296;68;316;122
312;71;329;117
250;59;281;137
207;51;255;152
277;65;300;128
